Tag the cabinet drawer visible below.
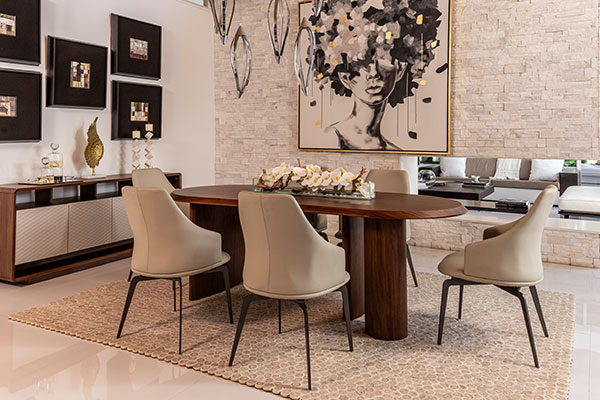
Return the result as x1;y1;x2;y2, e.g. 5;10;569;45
111;197;133;242
15;205;69;265
68;199;112;253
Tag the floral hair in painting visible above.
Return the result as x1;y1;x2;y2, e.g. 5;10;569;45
310;0;442;106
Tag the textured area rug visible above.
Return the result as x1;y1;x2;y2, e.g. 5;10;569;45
9;273;574;399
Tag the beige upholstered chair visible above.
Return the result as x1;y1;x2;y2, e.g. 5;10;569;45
229;191;353;390
436;185;557;368
129;168;190;282
132;168;190;218
117;187;233;354
366;169;418;287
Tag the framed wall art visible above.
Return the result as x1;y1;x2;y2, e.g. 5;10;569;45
297;0;452;154
111;14;162;80
0;0;40;65
0;69;41;142
46;36;108;109
111;81;162;140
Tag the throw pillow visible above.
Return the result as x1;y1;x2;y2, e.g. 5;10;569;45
493;158;522;180
440;157;467;178
529;159;564;181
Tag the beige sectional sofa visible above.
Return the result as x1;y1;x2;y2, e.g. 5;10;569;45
430;158;560;191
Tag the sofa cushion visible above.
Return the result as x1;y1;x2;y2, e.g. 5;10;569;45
465;158;497;178
519;159;532;180
559;186;600;214
440;157;467;178
529;159;564;181
493;158;522;180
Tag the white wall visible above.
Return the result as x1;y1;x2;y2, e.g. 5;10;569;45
0;0;215;187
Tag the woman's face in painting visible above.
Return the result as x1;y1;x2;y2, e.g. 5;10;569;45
339;59;407;106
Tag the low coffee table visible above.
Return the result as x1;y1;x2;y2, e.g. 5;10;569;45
418;182;494;201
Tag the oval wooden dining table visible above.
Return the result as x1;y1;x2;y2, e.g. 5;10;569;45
172;185;466;341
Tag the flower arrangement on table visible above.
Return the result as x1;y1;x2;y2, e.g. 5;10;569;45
255;159;374;199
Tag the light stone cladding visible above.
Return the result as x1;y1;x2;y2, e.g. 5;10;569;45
214;0;600;185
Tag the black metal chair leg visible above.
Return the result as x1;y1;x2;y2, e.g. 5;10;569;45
172;280;177;312
117;276;151;338
406;245;418;287
458;285;464;320
437;278;453;345
338;286;354;351
178;278;183;354
498;286;540;368
318;231;329;242
127;270;133;282
217;265;234;324
278;300;282;334
529;286;549;337
229;294;258;366
297;301;312;390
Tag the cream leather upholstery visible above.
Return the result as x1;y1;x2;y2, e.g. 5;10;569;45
122;186;230;278
438;185;558;286
132;168;190;217
366;169;411;239
238;191;349;299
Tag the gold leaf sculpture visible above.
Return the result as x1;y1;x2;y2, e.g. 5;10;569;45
84;117;104;176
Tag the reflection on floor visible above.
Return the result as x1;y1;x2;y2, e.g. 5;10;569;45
0;247;598;399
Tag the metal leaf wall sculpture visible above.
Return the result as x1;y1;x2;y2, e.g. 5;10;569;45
294;17;316;96
312;0;324;17
267;0;290;63
208;0;235;45
230;26;252;99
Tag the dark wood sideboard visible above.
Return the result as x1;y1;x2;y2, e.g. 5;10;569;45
0;173;181;284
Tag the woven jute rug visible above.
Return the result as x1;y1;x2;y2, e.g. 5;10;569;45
9;272;574;399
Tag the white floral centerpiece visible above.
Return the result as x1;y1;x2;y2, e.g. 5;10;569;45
255;159;374;199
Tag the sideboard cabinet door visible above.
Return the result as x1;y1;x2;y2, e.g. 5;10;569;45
68;199;112;253
111;197;133;242
15;205;69;265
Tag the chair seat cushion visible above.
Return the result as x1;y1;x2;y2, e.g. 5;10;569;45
438;250;542;287
132;251;231;278
559;186;600;214
245;271;350;300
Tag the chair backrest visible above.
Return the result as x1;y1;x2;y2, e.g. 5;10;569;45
366;169;411;239
366;169;410;194
132;168;175;193
238;191;344;297
122;186;221;276
464;185;558;283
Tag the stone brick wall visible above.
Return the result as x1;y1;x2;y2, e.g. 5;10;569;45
409;219;600;268
214;0;600;184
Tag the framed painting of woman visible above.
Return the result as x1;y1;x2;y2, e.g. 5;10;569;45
297;0;452;154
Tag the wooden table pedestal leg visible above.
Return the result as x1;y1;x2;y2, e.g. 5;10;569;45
341;216;365;320
364;218;408;340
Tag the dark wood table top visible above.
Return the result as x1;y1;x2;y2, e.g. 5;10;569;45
172;185;467;220
418;182;494;201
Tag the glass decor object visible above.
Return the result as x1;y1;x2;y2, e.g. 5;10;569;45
294;17;316;96
419;169;436;184
253;178;375;200
312;0;324;17
208;0;235;45
37;157;54;184
253;161;375;200
230;25;252;99
47;143;64;183
267;0;290;64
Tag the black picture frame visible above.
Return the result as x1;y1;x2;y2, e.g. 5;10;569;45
0;0;40;65
46;36;108;109
111;81;162;140
111;14;162;80
0;69;41;142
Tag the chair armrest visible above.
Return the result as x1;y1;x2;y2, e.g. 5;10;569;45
483;219;519;240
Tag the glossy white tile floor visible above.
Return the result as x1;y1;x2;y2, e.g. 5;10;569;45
0;248;598;399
